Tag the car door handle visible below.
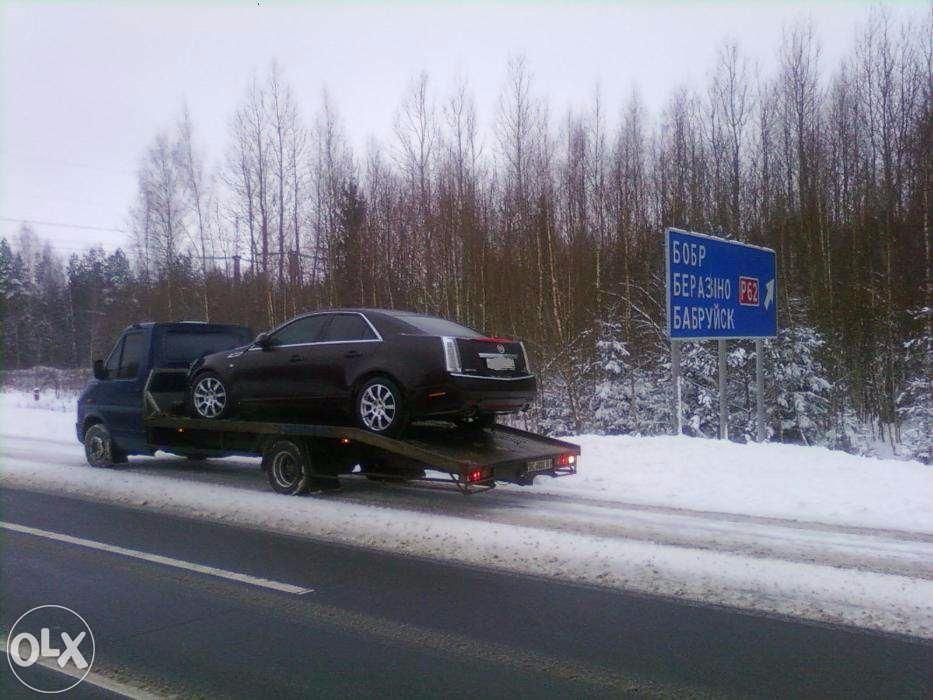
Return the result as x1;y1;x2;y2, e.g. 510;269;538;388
344;350;363;358
289;354;304;363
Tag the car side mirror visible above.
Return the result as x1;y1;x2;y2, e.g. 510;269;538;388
92;359;109;380
255;332;273;350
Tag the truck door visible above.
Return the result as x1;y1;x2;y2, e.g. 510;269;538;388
97;329;149;450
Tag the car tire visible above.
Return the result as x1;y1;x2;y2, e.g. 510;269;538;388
263;439;313;495
83;423;127;468
190;372;233;420
355;376;408;436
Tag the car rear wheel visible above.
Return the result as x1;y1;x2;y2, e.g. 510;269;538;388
83;423;127;468
356;377;408;436
190;372;232;420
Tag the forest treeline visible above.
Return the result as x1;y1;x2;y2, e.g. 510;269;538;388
1;9;929;458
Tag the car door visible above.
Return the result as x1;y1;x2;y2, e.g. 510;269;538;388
97;329;149;448
234;315;331;412
307;313;381;417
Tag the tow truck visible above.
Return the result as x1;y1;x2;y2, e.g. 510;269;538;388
78;322;579;495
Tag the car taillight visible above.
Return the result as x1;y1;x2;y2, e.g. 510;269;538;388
441;336;461;373
519;341;532;373
555;453;576;467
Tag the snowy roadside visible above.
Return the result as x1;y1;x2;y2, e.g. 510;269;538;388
1;391;932;638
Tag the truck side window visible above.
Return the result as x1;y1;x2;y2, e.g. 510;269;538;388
116;332;145;379
104;338;124;375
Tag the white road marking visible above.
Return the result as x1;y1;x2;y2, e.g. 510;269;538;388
1;521;314;594
1;635;158;699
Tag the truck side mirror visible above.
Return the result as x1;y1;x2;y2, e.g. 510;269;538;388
93;359;109;380
255;332;273;350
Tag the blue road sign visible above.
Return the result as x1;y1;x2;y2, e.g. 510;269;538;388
665;228;777;339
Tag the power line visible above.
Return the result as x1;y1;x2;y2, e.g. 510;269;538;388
0;217;128;234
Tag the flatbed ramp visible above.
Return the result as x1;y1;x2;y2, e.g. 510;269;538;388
143;371;578;495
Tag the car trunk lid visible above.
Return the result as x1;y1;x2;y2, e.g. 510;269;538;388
455;337;529;377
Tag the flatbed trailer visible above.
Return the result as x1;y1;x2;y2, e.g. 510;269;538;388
143;370;579;495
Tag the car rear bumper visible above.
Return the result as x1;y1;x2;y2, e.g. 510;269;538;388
413;373;536;417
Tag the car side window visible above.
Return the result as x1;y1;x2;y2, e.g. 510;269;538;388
324;314;377;342
272;315;330;346
116;331;146;379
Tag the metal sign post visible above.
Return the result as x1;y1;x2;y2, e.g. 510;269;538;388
664;228;777;441
718;339;728;440
755;339;765;441
671;340;683;435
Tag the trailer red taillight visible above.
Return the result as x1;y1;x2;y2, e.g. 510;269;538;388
339;437;350;445
555;453;576;467
466;467;492;483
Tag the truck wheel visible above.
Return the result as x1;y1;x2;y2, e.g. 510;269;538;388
356;377;408;436
83;423;127;468
263;439;313;495
190;372;232;419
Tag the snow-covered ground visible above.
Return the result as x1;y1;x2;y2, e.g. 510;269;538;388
1;390;931;638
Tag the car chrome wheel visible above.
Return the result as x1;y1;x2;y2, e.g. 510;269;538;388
360;383;397;432
193;376;227;418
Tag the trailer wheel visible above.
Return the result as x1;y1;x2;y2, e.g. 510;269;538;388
263;439;313;495
83;423;127;468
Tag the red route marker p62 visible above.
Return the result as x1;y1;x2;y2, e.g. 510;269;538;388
739;276;760;307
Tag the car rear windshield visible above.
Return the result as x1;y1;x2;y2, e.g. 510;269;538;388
161;329;248;364
396;315;483;338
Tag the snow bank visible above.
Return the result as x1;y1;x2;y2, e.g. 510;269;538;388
3;391;929;534
529;434;933;534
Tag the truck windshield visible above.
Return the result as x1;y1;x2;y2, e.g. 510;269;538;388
161;329;248;365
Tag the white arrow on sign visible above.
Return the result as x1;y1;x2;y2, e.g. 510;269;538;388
764;279;774;310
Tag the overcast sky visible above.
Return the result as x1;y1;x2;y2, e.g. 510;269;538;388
0;1;918;254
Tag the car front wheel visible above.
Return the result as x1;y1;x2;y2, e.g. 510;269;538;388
190;372;232;420
356;377;408;436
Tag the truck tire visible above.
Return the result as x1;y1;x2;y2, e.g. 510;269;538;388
83;423;127;468
190;371;233;420
355;376;408;436
263;439;314;495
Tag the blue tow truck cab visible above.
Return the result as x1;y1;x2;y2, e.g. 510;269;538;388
77;322;253;459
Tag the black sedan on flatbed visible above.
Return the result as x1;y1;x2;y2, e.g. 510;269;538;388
188;309;536;435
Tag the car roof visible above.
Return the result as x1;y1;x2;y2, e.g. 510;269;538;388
306;308;439;320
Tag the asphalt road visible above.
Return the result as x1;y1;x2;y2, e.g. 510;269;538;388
0;487;929;698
